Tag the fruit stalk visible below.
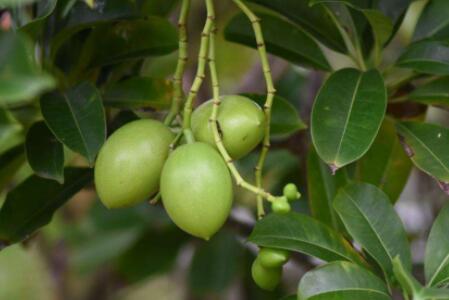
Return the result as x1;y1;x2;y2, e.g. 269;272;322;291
206;0;277;204
232;0;276;218
165;0;191;126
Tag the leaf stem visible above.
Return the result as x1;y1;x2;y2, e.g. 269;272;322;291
206;0;277;204
164;0;191;126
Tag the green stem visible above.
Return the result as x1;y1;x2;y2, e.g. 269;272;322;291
164;0;191;126
232;0;277;218
206;0;277;204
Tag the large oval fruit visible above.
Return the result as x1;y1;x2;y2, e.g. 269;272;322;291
95;119;173;208
160;142;233;239
191;95;265;159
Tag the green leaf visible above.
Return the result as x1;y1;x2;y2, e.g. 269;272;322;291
409;76;449;106
246;0;347;53
189;231;244;295
425;203;449;287
0;0;38;7
81;18;178;69
334;183;412;279
0;145;25;192
356;118;412;203
20;0;57;38
0;31;55;105
298;261;391;300
25;121;64;183
392;256;421;296
311;68;387;170
362;9;393;63
397;40;449;75
40;82;106;165
0;109;23;150
103;77;172;109
414;0;449;41
419;287;449;300
0;168;92;247
248;212;364;265
224;12;331;71
244;94;306;138
395;121;449;185
307;147;347;231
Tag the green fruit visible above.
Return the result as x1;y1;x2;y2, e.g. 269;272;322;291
271;196;291;214
160;142;233;240
95;119;173;208
283;183;300;201
251;257;282;291
191;95;265;159
258;248;289;268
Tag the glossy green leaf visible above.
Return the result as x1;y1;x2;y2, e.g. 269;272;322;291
0;0;38;7
81;18;178;69
311;68;387;170
392;256;421;296
425;203;449;287
246;0;347;53
189;231;244;295
298;261;391;300
0;168;92;247
249;212;364;265
362;10;393;62
20;0;57;38
224;13;331;71
40;82;106;165
244;94;306;138
395;121;449;184
397;40;449;75
0;145;25;192
356;118;412;203
25;121;64;183
409;76;449;106
103;77;172;109
414;0;449;41
0;31;55;105
334;183;412;279
419;287;449;300
307;147;347;230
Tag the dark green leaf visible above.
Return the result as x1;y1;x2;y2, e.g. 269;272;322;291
397;40;449;75
244;94;306;138
0;31;55;105
189;231;244;295
0;0;38;7
311;68;387;170
356;118;412;203
409;76;449;106
425;203;449;287
249;212;364;265
334;183;412;279
298;261;391;300
25;121;64;183
103;77;172;109
246;0;347;53
0;168;92;247
224;13;331;71
0;145;25;192
20;0;57;38
307;147;347;231
40;82;106;165
414;0;449;41
396;121;449;184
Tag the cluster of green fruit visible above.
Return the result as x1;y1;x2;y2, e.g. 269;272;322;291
94;95;265;240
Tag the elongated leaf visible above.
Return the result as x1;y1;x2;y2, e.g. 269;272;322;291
409;76;449;106
392;256;421;296
0;109;23;150
0;168;92;247
244;94;307;138
419;287;449;300
307;147;347;230
224;13;331;71
249;212;364;265
0;31;55;105
311;68;387;170
103;77;172;109
298;261;391;300
40;82;106;165
0;0;38;7
246;0;347;53
397;40;449;75
25;121;64;183
396;121;449;184
362;9;393;62
356;118;412;203
20;0;57;38
414;0;449;41
425;203;449;287
334;183;411;279
0;145;25;192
